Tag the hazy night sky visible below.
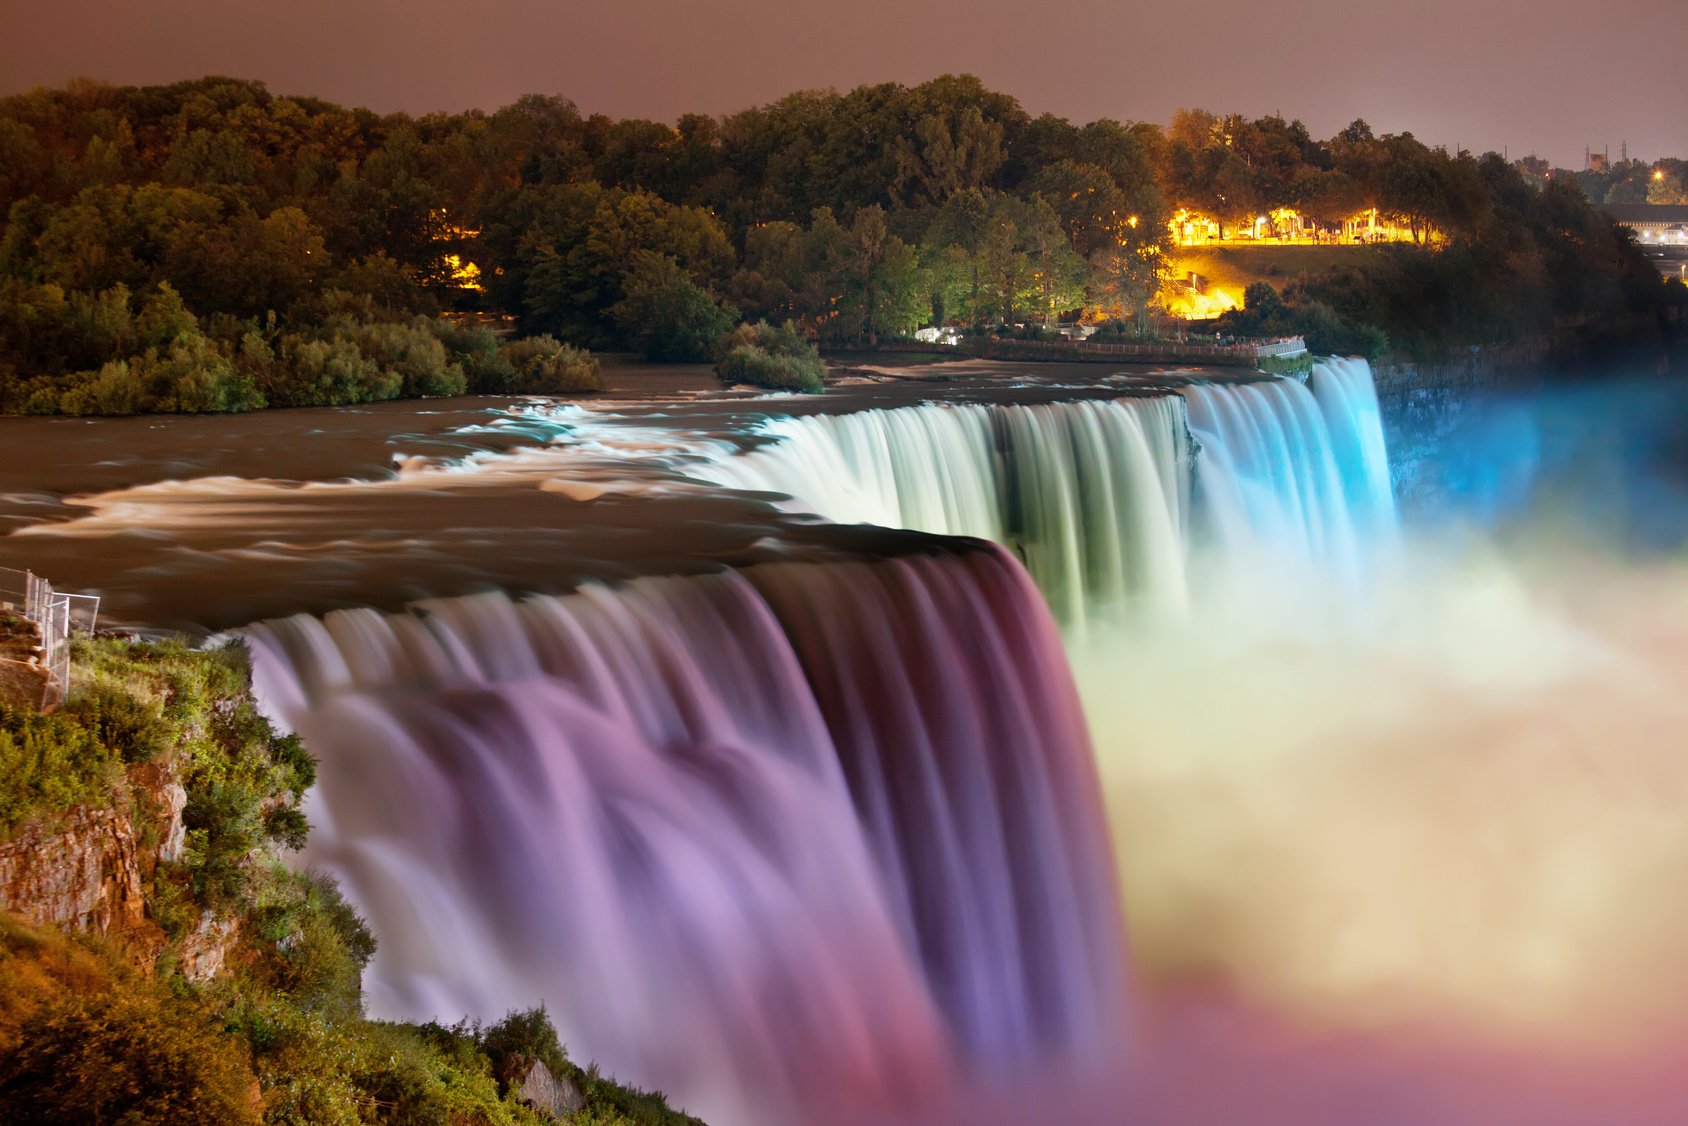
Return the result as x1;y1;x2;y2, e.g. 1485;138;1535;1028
1;0;1683;167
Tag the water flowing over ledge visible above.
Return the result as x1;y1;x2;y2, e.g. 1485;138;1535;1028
234;360;1420;1123
698;358;1397;620
245;545;1126;1124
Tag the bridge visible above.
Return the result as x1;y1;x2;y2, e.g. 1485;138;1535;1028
1600;204;1688;279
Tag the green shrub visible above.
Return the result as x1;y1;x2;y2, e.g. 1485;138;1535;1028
611;253;736;362
342;317;467;398
500;335;603;394
716;345;823;392
442;323;519;393
0;990;263;1125
0;708;121;833
65;677;174;763
714;320;825;392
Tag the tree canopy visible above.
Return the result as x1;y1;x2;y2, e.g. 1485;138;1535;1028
0;75;1676;412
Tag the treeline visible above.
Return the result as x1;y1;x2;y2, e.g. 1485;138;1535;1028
0;76;1677;413
1519;154;1688;208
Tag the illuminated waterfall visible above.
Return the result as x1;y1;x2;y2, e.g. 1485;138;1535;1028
704;359;1395;616
246;359;1406;1122
246;545;1125;1124
706;396;1191;622
1181;359;1397;590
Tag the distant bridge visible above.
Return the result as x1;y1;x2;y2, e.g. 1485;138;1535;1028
1600;204;1688;278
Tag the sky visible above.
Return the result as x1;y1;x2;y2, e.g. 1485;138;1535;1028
1;0;1684;168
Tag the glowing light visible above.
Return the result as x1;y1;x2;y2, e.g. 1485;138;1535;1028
442;254;484;292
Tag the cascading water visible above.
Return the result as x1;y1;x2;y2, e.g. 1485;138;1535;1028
246;544;1126;1125
1181;358;1397;592
705;396;1191;623
244;359;1426;1122
701;358;1396;618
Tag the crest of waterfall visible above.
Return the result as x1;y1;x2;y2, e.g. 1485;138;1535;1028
245;545;1126;1124
700;360;1396;619
704;397;1192;623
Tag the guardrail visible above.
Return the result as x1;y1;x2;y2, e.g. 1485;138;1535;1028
1252;337;1310;358
0;567;99;711
877;333;1310;367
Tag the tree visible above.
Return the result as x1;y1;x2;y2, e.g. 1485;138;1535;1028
609;251;736;361
834;205;928;343
1017;195;1087;325
1089;224;1172;330
893;105;1007;208
1648;169;1688;205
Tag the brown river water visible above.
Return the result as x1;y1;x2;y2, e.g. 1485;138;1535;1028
0;356;1216;630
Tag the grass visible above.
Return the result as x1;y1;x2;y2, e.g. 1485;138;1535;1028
1170;245;1384;294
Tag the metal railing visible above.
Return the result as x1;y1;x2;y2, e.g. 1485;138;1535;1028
1253;337;1310;359
0;567;99;711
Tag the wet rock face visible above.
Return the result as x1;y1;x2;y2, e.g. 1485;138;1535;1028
0;804;147;936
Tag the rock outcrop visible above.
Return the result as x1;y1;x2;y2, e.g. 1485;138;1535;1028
179;910;241;983
128;759;188;865
0;758;191;969
0;803;147;936
509;1058;587;1119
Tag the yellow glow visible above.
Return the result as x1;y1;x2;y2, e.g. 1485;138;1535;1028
442;254;484;292
1158;280;1240;320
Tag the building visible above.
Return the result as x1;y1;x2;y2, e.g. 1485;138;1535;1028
1600;203;1688;244
1600;203;1688;277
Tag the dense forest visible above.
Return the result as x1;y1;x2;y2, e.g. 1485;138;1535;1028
0;75;1679;413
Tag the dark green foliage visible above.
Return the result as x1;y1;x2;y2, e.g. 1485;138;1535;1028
481;1006;575;1086
611;253;737;362
479;1008;707;1126
0;707;122;833
243;868;374;1019
714;320;826;392
262;806;310;851
500;334;604;394
0;76;1677;408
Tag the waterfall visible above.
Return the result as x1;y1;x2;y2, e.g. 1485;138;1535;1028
1181;359;1397;591
705;396;1191;622
246;544;1126;1124
702;359;1395;617
245;357;1407;1121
